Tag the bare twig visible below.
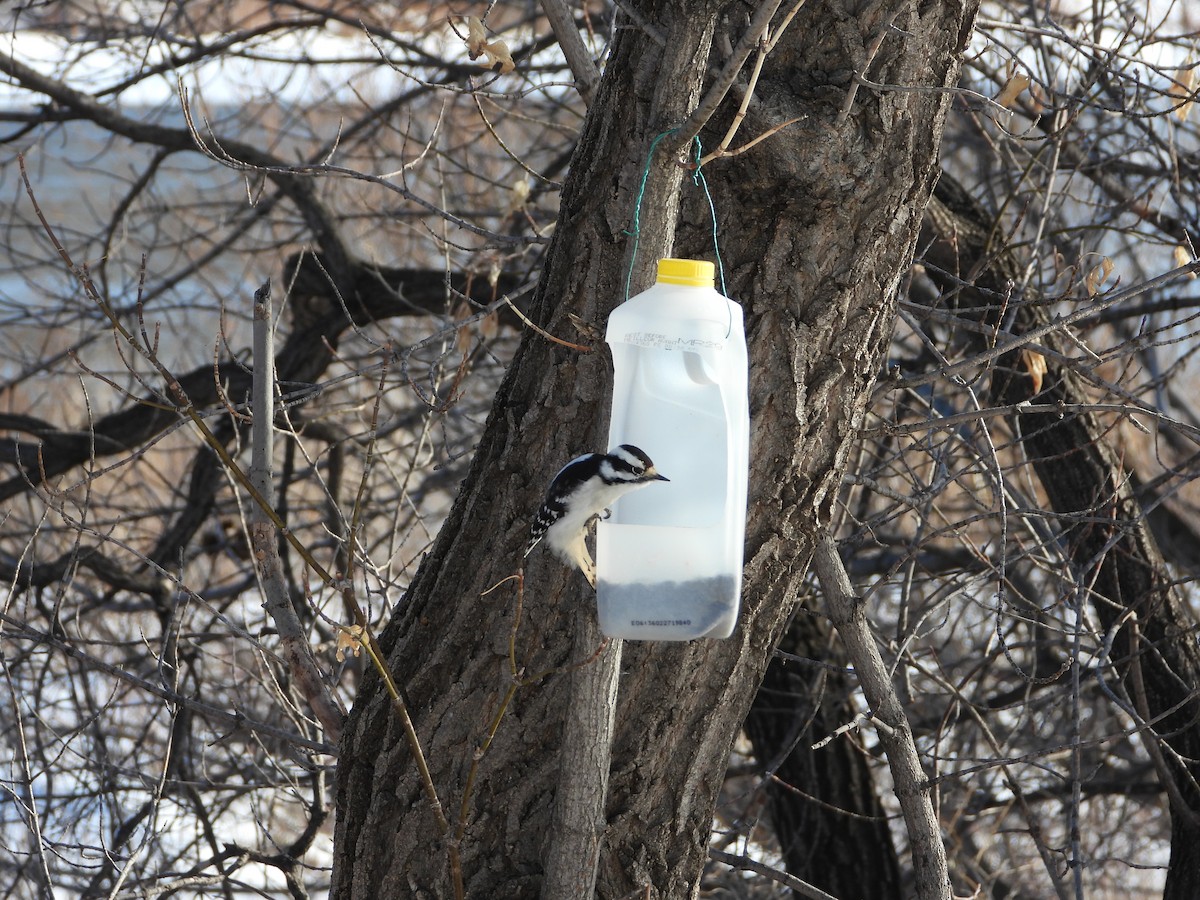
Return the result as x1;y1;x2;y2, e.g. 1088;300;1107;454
471;92;563;186
178;83;541;249
708;849;839;900
247;281;346;744
0;611;335;754
503;295;594;352
836;4;906;125
897;259;1200;390
700;0;811;163
1111;613;1200;830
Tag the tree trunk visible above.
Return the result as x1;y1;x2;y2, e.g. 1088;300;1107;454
332;1;979;896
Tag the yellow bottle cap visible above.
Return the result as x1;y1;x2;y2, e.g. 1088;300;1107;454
657;258;715;287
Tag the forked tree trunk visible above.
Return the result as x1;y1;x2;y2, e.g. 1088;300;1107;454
331;1;979;897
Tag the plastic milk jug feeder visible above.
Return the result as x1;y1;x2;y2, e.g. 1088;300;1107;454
597;258;750;640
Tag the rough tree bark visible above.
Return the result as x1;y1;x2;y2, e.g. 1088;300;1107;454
332;1;979;897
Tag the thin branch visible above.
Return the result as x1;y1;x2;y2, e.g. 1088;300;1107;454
836;4;906;125
247;281;346;744
502;296;593;352
708;849;839;900
812;532;951;900
179;84;542;248
897;259;1200;390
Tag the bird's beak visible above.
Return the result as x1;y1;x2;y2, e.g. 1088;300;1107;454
650;469;669;482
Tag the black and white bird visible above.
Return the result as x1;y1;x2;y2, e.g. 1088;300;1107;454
525;444;669;587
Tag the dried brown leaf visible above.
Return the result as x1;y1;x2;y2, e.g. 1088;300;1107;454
1021;348;1047;394
506;178;531;215
1084;256;1114;296
1169;65;1196;122
1175;245;1196;277
483;40;515;75
464;16;488;59
995;72;1031;109
336;624;364;662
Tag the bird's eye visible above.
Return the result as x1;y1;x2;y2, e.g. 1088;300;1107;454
632;467;644;475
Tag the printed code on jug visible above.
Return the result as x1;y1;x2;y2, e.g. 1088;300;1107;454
631;619;692;627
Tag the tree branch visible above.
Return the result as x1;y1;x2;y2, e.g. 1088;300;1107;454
539;0;601;106
0;256;530;503
0;611;335;754
248;281;345;744
812;532;951;900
